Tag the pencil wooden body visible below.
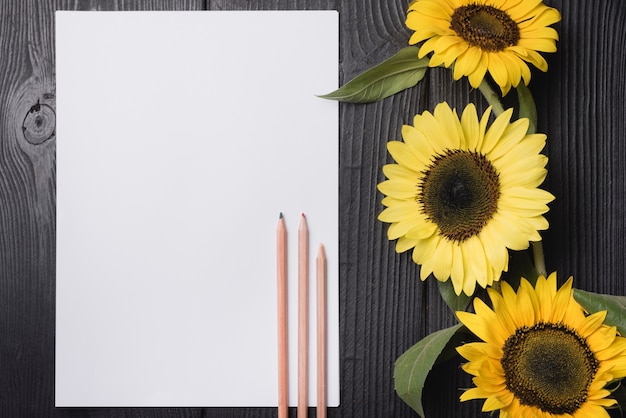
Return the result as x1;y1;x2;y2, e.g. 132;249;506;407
298;214;309;418
316;244;327;418
277;216;288;418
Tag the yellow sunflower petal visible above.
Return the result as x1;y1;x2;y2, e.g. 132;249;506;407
513;280;537;327
587;325;619;352
412;0;454;18
518;7;561;30
402;126;438;167
488;287;518;335
456;341;502;361
482;394;511;411
404;217;438;240
455;274;478;296
450;244;466;295
506;0;545;20
443;42;468;67
474;105;492;150
433;102;463;148
486;53;510;91
499;187;555;211
487;118;530;160
405;0;559;92
456;341;492;361
454;46;482;80
477;223;509;275
378;201;421;223
419;34;445;56
600;354;626;378
460;102;480;149
587;381;616;400
410;30;436;46
395;236;418;253
472;375;507;393
573;403;612;418
381;196;405;208
387;140;422;169
486;213;534;250
457;311;501;346
433;35;467;54
521;48;549;71
387;214;436;240
549;276;574;322
577;310;608;338
457;272;626;417
377;179;417;200
382;163;420;181
497;194;550;217
467;50;489;88
521;27;559;42
498;52;523;88
378;103;554;296
495;147;548;173
482;107;514;154
460;386;492;402
463;235;489;289
412;235;441;278
430;237;454;281
519;36;557;53
497;166;547;189
595;337;626;363
519;278;542;320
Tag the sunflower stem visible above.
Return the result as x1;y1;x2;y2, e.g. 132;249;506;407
516;84;546;278
516;83;538;134
477;79;505;116
532;241;547;278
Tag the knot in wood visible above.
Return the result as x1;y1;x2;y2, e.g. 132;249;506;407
22;102;56;145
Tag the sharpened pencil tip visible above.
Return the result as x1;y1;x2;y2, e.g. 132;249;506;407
279;212;283;219
318;243;326;258
301;212;306;218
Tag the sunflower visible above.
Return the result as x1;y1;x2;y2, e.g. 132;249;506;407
377;102;553;295
456;274;626;417
406;0;561;94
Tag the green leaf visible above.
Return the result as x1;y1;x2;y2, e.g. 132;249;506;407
516;83;537;134
394;324;464;417
437;279;471;313
318;46;429;103
573;289;626;336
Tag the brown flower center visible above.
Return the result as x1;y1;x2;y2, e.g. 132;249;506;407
419;149;500;242
501;322;599;415
450;4;520;52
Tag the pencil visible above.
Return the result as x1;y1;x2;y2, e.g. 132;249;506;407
298;213;309;418
316;244;327;418
277;213;288;418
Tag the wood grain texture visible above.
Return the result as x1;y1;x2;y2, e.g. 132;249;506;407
540;0;626;299
0;0;624;416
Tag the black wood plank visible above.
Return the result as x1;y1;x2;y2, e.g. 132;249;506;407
1;0;625;416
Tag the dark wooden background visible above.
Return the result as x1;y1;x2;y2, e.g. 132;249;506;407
1;0;624;417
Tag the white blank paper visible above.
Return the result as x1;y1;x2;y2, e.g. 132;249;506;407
56;11;338;407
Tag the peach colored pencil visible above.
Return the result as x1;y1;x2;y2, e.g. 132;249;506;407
316;244;327;418
277;213;288;418
298;213;309;418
